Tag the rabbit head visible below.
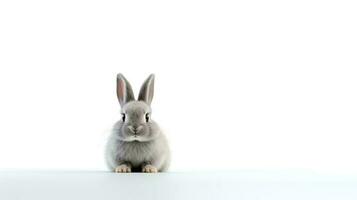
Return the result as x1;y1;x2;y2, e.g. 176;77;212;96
115;74;160;142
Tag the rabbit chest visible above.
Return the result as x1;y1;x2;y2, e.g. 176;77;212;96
117;141;156;166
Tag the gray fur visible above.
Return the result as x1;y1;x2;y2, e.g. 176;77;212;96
106;74;170;172
138;74;155;105
116;73;135;107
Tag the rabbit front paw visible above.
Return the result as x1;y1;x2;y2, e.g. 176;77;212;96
114;164;131;173
142;165;158;173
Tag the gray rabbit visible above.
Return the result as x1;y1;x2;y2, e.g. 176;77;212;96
105;74;170;173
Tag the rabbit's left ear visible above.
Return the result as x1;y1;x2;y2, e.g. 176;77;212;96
138;74;155;105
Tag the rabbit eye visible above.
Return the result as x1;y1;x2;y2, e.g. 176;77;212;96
121;113;126;122
145;113;150;122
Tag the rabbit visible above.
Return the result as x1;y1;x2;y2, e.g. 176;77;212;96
105;74;170;173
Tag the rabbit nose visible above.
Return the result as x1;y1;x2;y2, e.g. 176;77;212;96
128;126;136;133
129;125;142;133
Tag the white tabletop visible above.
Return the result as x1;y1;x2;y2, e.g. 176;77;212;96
1;170;356;200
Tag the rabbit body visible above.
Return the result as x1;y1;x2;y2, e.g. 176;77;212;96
105;74;170;173
106;120;170;172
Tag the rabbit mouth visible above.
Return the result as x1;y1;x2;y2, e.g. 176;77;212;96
128;135;143;142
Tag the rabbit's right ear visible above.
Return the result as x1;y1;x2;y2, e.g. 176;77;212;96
117;74;135;107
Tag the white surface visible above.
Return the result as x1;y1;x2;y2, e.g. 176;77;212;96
0;0;357;173
1;171;357;200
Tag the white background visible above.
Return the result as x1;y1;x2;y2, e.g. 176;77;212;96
0;0;356;173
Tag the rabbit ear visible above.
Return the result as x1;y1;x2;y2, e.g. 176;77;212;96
117;73;135;107
138;74;155;105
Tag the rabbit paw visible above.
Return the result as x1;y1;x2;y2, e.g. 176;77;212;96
115;164;131;173
142;165;158;173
